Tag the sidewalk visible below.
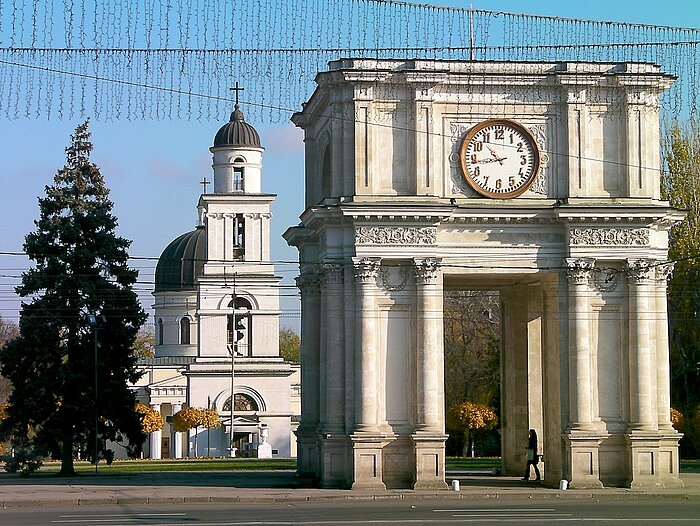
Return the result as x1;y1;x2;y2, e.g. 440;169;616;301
0;470;698;508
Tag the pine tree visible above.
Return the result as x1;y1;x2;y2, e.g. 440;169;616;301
0;121;147;475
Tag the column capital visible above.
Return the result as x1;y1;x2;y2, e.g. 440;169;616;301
565;257;595;285
627;259;655;285
320;262;344;285
414;258;441;285
656;261;675;283
296;271;321;292
353;257;381;284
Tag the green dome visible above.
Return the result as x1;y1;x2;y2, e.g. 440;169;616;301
154;226;206;292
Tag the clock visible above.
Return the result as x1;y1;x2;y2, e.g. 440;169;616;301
459;119;541;198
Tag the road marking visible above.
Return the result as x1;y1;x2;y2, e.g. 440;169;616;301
434;508;557;512
58;514;187;518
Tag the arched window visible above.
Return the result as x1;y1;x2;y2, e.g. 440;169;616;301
233;157;245;191
227;297;252;356
223;393;259;412
157;318;164;345
180;317;191;345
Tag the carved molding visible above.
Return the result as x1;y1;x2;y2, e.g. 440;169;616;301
656;262;675;283
295;272;320;292
380;266;409;292
593;268;620;293
627;259;655;285
570;227;649;246
355;226;437;245
321;263;344;285
565;258;595;285
353;257;381;284
414;258;441;285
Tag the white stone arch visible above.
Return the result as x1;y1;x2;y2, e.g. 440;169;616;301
214;386;267;413
215;292;259;310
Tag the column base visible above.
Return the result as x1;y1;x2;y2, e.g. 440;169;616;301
318;433;350;488
626;431;684;489
564;430;607;489
350;433;395;490
295;426;320;479
411;433;449;490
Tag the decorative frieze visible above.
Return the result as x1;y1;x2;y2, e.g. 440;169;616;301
355;226;437;245
570;227;649;246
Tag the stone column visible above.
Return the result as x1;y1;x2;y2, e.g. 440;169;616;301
413;258;442;432
564;258;604;489
655;263;674;431
353;257;381;433
149;403;162;460
565;258;596;430
172;402;183;459
319;262;347;487
295;271;321;478
350;257;390;491
412;258;448;490
627;259;656;431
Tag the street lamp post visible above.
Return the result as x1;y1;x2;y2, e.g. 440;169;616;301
87;314;105;475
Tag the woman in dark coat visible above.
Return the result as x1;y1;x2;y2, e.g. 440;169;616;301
522;428;541;481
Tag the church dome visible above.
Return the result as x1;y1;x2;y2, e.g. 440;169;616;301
213;104;261;148
154;226;206;292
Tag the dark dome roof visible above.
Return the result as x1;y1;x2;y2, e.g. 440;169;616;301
154;227;206;292
213;104;261;148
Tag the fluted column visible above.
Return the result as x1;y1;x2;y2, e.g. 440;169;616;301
655;263;675;431
627;259;656;431
149;403;162;459
295;270;321;477
414;258;442;432
565;258;595;430
321;262;345;432
353;257;381;433
172;402;183;459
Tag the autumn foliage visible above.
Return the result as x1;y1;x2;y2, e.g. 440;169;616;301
135;403;164;434
172;407;202;433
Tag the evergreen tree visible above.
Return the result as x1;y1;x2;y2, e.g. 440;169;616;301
0;121;147;475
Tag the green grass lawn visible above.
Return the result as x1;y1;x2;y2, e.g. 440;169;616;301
23;456;700;475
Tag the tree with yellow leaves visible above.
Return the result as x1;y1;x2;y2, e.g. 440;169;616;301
135;403;164;435
200;408;221;457
447;401;498;457
172;406;204;457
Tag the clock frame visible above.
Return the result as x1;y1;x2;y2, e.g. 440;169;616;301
459;119;541;199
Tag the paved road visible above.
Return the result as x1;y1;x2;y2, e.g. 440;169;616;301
3;499;700;525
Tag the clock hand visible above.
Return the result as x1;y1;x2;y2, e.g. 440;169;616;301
486;145;506;165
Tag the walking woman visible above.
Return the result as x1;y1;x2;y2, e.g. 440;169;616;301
522;428;541;481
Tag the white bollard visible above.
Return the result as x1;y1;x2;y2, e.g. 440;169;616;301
451;479;460;491
559;479;568;491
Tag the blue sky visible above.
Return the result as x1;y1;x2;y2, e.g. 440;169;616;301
1;0;699;329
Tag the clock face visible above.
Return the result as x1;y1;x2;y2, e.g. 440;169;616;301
459;119;541;198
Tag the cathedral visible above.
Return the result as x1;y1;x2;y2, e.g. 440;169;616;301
129;100;299;459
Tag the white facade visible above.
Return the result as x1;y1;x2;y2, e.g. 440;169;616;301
285;60;683;489
130;106;299;460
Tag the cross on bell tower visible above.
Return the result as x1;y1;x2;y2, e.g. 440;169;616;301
230;82;244;108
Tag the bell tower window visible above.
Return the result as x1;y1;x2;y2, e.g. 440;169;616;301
233;157;245;192
227;297;252;356
232;213;245;259
157;318;164;345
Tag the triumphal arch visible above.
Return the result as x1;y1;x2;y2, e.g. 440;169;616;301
284;59;684;490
